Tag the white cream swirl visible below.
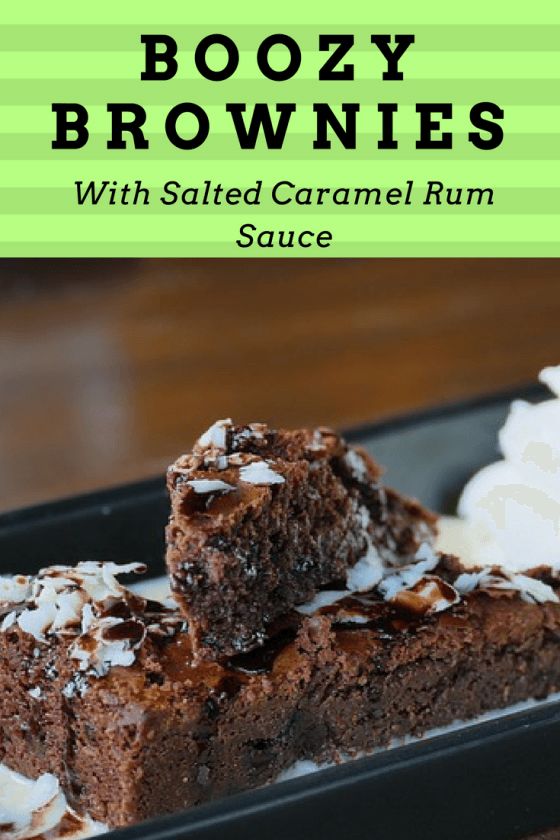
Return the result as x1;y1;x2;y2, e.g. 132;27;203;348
439;365;560;576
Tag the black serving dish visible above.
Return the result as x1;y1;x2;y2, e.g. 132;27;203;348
0;383;556;840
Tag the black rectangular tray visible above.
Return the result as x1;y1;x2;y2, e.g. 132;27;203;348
0;383;557;840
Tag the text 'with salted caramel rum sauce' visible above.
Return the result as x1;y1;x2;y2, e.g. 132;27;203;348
74;179;494;209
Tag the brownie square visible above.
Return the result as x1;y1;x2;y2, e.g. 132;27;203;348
2;558;560;829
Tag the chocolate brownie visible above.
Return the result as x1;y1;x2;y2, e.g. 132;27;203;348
2;556;560;829
166;419;437;659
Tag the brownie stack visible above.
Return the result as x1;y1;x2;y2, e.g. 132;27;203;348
1;420;560;830
166;419;436;659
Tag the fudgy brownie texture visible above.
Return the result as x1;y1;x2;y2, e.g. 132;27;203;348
166;420;437;659
2;557;560;828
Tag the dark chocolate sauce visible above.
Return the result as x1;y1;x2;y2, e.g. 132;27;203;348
215;674;246;698
101;618;145;645
227;627;297;675
100;599;132;619
321;593;424;638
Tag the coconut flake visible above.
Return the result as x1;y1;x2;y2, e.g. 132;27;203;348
0;575;31;604
70;615;147;677
344;449;369;482
80;602;95;634
186;479;235;494
345;543;385;592
196;418;231;450
296;590;349;615
17;603;58;642
509;574;558;604
0;561;182;683
0;768;66;838
378;545;440;601
345;506;385;592
0;764;106;838
390;576;461;615
336;612;372;625
235;424;265;443
80;561;145;602
239;460;285;486
0;610;17;631
376;542;461;616
455;568;559;605
1;561;147;644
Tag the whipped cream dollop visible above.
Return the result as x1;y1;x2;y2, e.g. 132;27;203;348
438;366;560;583
0;766;106;839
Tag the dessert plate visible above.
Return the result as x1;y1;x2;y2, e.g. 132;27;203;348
0;382;556;840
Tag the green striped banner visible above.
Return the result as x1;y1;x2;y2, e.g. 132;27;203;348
0;0;558;256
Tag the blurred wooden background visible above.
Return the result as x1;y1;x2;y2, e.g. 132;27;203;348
0;257;558;512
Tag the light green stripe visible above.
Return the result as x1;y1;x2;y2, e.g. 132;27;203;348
2;0;555;27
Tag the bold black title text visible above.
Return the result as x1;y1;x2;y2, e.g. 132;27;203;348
51;33;505;151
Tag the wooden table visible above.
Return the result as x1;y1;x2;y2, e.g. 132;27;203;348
0;257;559;512
0;257;560;839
